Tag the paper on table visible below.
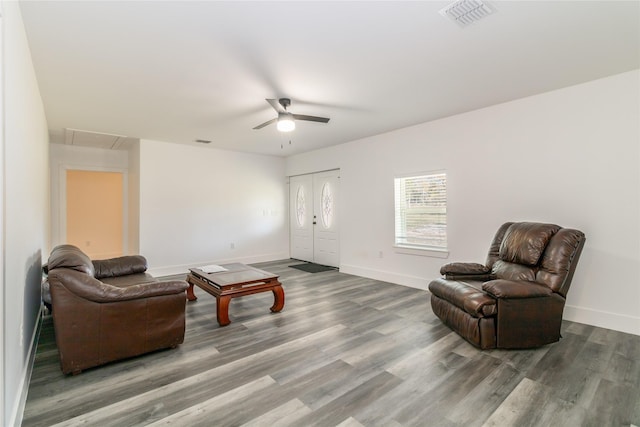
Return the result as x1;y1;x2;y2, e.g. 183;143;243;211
198;264;228;273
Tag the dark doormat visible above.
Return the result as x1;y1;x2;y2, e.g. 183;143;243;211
289;263;337;273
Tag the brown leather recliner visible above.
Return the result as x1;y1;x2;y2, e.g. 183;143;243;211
428;222;585;349
46;244;189;374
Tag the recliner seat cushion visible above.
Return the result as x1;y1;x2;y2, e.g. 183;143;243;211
430;295;497;349
429;278;497;317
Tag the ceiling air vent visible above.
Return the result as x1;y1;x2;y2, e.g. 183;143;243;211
195;139;212;144
440;0;494;28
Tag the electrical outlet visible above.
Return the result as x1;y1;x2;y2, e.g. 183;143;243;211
230;243;235;250
378;251;384;258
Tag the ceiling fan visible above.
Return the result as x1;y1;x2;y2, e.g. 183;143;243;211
253;98;330;132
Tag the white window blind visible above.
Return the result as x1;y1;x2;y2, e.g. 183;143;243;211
394;172;447;250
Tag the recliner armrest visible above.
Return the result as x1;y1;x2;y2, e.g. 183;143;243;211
482;279;552;299
93;255;149;279
49;269;188;303
440;262;494;281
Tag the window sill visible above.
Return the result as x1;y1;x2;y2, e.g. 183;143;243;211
393;245;449;259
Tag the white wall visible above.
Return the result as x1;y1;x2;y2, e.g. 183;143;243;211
2;2;50;425
49;143;129;250
287;70;640;336
139;140;288;276
48;139;289;276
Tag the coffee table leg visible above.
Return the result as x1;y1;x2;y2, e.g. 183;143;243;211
216;295;231;326
185;275;198;301
270;285;285;313
186;283;198;301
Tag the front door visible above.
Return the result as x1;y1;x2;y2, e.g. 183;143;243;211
290;174;314;263
289;170;340;267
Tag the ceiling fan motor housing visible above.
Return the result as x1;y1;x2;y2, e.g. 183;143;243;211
279;98;291;110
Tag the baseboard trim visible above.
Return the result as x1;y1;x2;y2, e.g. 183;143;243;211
339;264;428;291
340;264;640;337
147;251;291;277
564;304;640;336
10;306;44;427
151;259;640;337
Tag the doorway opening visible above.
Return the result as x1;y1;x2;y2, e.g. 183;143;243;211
289;170;340;268
65;169;125;259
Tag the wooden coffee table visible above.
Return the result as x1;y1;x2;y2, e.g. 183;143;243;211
186;263;284;326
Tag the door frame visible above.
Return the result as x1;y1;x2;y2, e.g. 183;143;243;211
0;5;5;425
288;168;340;266
57;164;129;255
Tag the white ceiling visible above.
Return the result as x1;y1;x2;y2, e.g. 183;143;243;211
19;1;640;157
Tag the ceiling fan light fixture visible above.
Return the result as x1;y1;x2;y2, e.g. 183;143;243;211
277;113;295;132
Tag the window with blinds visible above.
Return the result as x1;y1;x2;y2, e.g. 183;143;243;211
394;172;447;250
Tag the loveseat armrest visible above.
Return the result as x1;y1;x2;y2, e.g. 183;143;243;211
49;269;188;304
440;262;495;281
482;279;552;299
121;280;189;301
93;255;148;279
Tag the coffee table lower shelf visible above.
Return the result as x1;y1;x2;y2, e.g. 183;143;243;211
186;269;285;326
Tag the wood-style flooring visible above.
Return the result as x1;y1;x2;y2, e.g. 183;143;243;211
22;260;640;426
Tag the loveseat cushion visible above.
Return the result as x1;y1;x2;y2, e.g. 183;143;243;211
429;278;497;318
47;244;95;277
499;222;560;266
93;255;148;279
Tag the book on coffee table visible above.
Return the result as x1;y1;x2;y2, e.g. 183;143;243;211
197;264;228;274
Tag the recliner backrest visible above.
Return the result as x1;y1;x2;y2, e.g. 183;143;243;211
535;228;586;297
486;222;585;296
491;222;558;282
485;222;513;270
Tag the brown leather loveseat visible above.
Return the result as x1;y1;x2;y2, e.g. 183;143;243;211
45;244;189;374
428;222;585;349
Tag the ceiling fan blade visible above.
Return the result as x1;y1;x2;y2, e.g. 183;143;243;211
266;98;285;113
292;114;330;124
253;118;277;130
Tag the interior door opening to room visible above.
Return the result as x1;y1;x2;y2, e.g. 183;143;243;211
289;170;340;268
64;169;126;259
